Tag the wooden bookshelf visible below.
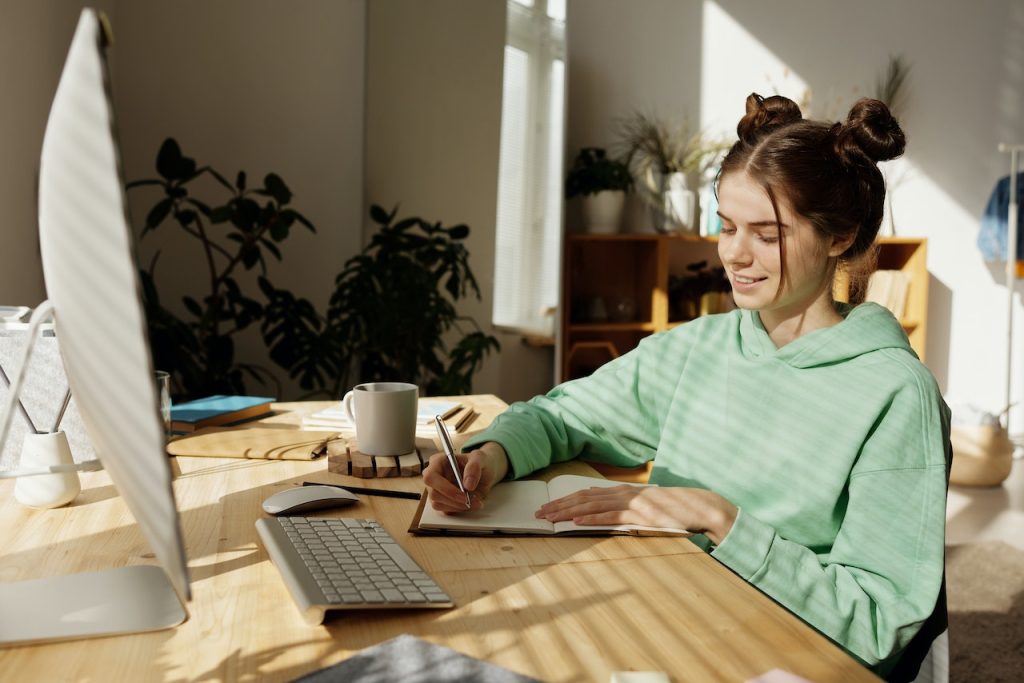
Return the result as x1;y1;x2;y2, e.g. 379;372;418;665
560;233;928;382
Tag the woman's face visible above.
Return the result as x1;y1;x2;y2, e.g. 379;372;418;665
716;171;843;323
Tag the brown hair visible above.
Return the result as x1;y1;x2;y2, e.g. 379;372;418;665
719;93;906;302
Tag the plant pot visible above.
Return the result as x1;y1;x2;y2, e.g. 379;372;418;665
950;424;1013;487
650;171;696;234
581;190;625;234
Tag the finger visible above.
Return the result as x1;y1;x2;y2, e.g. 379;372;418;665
423;453;467;501
573;509;637;526
539;487;637;515
462;454;484;492
429;488;485;514
539;498;621;522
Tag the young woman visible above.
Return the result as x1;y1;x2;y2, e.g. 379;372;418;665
423;94;950;679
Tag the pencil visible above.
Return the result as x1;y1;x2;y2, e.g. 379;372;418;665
302;481;421;500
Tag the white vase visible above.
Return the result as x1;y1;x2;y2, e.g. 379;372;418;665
651;171;696;234
14;431;81;508
581;190;625;234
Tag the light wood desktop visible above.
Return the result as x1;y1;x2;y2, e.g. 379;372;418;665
0;396;878;682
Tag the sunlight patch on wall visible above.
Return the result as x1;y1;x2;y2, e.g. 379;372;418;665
699;1;809;139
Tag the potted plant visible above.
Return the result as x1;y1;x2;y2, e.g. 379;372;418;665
564;147;633;234
617;113;729;234
127;138;323;399
322;204;501;396
128;139;499;399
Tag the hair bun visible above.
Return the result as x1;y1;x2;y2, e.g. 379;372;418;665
736;93;802;144
835;98;906;163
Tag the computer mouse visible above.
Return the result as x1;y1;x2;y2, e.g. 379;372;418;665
262;485;359;515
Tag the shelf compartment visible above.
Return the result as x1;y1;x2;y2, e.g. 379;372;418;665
569;322;658;333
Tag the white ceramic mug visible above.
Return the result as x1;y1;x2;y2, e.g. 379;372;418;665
14;431;81;508
342;382;418;455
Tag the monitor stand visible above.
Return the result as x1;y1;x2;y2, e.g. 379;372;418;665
0;566;186;646
0;303;187;646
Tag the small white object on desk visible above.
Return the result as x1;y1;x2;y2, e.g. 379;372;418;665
14;431;80;508
261;485;359;515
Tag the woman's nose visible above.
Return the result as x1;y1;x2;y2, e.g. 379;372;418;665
720;233;752;267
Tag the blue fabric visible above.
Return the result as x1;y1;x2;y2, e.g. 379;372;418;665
978;174;1024;262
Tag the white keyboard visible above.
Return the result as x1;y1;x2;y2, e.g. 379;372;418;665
256;516;453;624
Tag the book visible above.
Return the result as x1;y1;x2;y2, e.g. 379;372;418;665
865;269;911;322
170;395;275;433
165;427;338;460
410;474;692;536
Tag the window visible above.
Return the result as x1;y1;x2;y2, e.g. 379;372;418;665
492;0;566;336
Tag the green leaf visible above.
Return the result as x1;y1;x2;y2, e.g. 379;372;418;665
448;224;469;240
236;171;247;191
290;210;315;232
236;198;261;229
260;238;282;260
264;173;292;205
369;204;390;226
156;138;183;180
269;218;290;242
183;296;203;319
146;198;173;230
126;179;165;190
175;210;197;226
210;205;233;223
241;245;259;269
393;217;418;232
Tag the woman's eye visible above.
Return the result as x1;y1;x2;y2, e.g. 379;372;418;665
758;234;779;244
720;225;736;235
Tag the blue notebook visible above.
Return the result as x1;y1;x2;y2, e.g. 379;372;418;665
170;395;275;433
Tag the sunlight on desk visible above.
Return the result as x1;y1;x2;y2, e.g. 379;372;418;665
0;396;880;681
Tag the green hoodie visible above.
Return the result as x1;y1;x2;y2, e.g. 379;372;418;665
464;303;950;674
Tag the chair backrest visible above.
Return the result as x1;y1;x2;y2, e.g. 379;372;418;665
886;576;948;683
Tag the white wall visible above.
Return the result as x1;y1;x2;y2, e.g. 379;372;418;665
0;1;115;307
567;0;1024;431
113;0;366;399
365;0;556;403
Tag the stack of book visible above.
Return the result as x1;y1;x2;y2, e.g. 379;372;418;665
864;269;911;321
301;399;473;435
170;395;275;434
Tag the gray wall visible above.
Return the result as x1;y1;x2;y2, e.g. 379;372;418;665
0;0;115;307
114;0;366;399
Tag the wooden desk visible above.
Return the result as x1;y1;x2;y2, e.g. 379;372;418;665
0;396;878;682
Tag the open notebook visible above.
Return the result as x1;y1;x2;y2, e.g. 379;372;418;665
410;474;691;537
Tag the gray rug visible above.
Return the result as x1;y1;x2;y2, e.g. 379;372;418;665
946;541;1024;682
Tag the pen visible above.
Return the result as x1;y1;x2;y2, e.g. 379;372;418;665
434;414;472;509
301;481;421;500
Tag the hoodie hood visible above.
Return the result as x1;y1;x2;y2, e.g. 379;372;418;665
737;302;914;368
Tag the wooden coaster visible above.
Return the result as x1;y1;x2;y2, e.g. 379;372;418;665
326;439;426;478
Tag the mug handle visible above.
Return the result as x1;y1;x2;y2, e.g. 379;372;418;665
342;391;356;422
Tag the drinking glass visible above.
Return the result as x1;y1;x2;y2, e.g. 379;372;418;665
155;371;171;441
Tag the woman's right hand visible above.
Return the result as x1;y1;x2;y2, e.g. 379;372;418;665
422;441;510;514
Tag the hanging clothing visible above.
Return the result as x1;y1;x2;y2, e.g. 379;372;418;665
978;173;1024;262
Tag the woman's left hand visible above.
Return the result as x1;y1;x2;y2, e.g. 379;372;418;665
536;485;739;545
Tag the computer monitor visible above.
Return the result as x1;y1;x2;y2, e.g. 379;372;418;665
0;9;190;645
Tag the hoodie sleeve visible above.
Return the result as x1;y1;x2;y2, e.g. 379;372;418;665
710;371;950;671
462;331;678;479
